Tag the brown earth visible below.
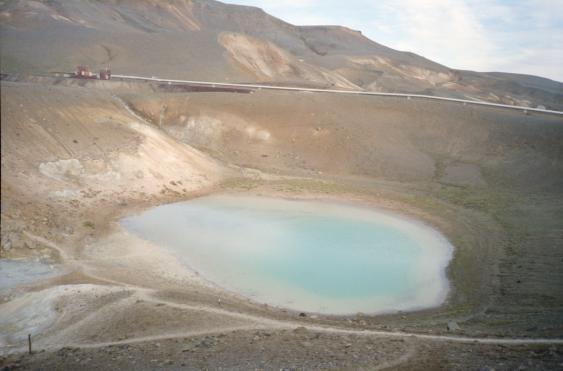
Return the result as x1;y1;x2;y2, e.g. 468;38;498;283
1;77;563;369
1;0;562;110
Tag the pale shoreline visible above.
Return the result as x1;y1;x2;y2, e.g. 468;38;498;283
1;187;460;352
120;193;455;316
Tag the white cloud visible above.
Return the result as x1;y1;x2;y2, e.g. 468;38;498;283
375;0;496;70
221;0;563;81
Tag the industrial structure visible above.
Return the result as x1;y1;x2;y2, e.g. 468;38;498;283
74;65;111;80
99;67;111;80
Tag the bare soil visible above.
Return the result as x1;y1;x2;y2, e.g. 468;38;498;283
1;78;562;369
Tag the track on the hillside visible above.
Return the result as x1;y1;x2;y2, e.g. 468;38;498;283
112;74;563;116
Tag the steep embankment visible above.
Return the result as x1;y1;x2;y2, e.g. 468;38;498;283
126;90;563;192
124;88;563;336
1;78;563;369
0;81;223;258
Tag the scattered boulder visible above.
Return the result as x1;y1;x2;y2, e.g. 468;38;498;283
2;239;12;251
447;320;461;332
196;339;212;348
293;326;309;335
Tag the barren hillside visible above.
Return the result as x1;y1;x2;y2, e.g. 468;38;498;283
1;77;563;369
1;0;562;109
2;1;563;369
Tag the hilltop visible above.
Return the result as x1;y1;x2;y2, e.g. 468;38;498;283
1;0;562;109
1;1;563;370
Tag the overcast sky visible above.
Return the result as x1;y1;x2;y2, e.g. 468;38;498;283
221;0;563;82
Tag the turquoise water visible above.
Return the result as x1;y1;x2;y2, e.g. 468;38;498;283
122;195;453;314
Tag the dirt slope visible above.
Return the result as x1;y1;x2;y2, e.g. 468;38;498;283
1;1;563;368
0;81;223;261
127;89;563;192
1;0;561;109
124;87;563;337
0;81;221;200
1;76;562;369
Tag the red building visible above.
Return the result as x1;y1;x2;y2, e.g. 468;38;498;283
99;68;111;80
75;65;94;78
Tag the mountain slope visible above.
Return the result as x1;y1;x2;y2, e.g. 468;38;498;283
0;0;561;109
